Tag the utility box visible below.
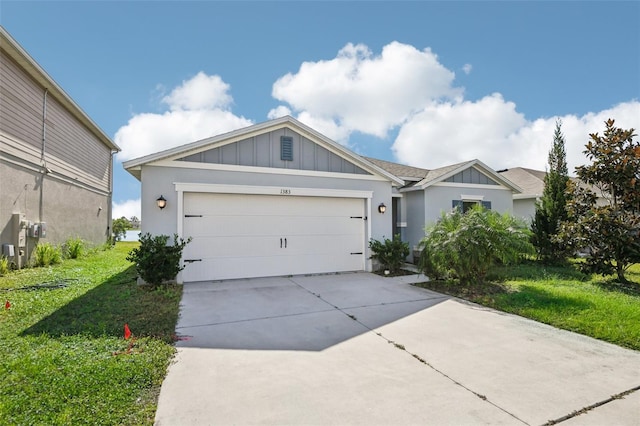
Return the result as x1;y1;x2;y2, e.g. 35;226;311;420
2;244;14;257
39;222;47;238
29;223;40;238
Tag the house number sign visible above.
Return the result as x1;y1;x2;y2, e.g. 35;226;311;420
280;189;291;195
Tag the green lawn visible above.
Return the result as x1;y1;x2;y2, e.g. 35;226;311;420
0;242;182;425
415;262;640;351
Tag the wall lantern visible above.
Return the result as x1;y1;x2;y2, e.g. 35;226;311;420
378;203;387;214
156;195;167;210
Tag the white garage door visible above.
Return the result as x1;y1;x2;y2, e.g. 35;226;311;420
181;192;366;282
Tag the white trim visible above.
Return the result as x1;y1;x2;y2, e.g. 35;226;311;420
173;182;373;199
431;181;513;190
513;193;540;200
152;159;387;182
460;194;485;201
366;197;372;272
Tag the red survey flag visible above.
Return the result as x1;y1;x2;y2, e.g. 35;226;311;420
124;323;132;340
5;300;10;310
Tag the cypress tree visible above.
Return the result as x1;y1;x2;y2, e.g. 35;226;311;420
531;120;570;263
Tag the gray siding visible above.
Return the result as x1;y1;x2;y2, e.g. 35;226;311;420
0;50;110;189
177;128;370;175
444;167;499;185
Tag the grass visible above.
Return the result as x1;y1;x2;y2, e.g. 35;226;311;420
0;242;182;425
414;262;640;351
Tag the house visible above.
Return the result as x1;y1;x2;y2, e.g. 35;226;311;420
124;116;521;282
497;167;607;223
368;157;522;259
0;27;120;268
497;167;547;222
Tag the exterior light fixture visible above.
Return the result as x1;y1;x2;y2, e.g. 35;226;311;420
378;203;386;214
156;195;167;210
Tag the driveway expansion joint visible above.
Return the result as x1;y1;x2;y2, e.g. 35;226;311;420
542;384;640;425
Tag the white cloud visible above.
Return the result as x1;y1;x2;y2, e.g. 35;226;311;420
269;41;639;176
393;99;640;174
267;105;292;120
113;198;141;220
271;41;461;143
162;72;232;111
115;73;253;161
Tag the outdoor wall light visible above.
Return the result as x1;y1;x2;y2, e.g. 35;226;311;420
156;195;167;210
378;203;386;214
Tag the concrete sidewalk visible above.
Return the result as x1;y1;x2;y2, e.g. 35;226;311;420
155;272;640;425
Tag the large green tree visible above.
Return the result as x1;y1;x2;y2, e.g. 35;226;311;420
558;119;640;283
531;120;570;264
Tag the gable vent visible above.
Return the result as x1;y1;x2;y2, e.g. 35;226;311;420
280;136;293;161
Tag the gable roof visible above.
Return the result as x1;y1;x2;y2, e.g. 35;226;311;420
411;159;522;192
0;26;119;152
497;167;545;199
123;116;404;185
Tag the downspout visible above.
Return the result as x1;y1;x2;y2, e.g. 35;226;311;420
41;89;48;166
38;88;49;224
107;150;116;242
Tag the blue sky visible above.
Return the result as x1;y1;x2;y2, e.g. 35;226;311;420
3;1;639;219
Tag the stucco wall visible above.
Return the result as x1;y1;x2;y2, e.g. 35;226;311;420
139;165;393;265
424;185;514;227
513;198;536;224
403;190;426;256
0;160;110;263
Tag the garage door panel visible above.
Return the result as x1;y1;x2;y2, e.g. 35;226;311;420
181;192;365;282
185;236;287;257
184;193;362;217
185;216;289;237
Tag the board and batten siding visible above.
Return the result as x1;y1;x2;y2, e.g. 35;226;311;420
0;49;110;193
177;128;370;176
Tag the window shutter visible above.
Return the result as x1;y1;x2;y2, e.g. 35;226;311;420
280;136;293;161
481;201;492;210
452;200;463;211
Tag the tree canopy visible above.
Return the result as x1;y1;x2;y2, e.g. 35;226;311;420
558;119;640;282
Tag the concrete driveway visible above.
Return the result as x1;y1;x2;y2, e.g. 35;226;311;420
155;272;640;425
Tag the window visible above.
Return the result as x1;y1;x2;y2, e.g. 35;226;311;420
280;136;293;161
452;200;492;212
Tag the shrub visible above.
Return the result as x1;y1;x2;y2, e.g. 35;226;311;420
0;255;9;276
33;243;62;267
126;233;192;287
419;205;534;285
63;237;85;259
369;234;410;274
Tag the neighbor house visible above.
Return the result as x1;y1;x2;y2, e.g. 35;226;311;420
124;116;522;282
497;167;607;224
0;27;120;268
